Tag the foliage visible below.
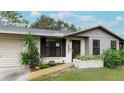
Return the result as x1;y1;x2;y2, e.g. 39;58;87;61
103;49;123;68
30;15;78;32
76;55;102;61
76;49;124;68
48;61;56;66
69;24;77;31
37;63;49;69
20;52;29;65
119;49;124;65
0;11;28;26
20;32;40;70
24;32;40;64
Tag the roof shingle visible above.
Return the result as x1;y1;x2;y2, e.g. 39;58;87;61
0;25;123;40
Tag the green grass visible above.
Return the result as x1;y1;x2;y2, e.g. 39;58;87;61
36;67;124;81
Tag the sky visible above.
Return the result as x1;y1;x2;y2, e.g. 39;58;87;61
21;11;124;35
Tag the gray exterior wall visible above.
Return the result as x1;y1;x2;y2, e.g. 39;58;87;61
75;28;120;55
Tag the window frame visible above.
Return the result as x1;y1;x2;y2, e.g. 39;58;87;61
93;39;100;55
41;38;66;57
111;40;117;50
45;39;61;57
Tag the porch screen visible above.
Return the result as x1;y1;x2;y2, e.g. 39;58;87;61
41;38;66;57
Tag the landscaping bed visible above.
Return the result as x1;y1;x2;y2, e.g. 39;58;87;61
28;63;73;80
36;61;64;70
73;55;103;68
73;59;103;68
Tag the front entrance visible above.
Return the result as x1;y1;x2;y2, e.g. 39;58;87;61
72;40;80;59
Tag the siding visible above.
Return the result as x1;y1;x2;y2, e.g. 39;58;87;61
75;28;120;55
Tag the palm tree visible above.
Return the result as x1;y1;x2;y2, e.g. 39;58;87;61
20;32;40;71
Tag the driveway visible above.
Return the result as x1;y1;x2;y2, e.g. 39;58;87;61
0;67;29;81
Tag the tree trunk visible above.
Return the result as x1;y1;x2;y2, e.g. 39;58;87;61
29;60;36;71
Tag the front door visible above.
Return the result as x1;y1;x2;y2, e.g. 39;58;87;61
72;40;80;59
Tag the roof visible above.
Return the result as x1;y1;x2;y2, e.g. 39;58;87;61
0;25;70;37
120;35;124;39
0;25;123;40
66;25;124;40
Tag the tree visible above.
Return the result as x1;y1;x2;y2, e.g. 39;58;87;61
31;15;55;29
64;22;69;28
20;32;40;71
69;24;77;31
31;15;77;32
0;11;29;26
78;27;82;31
56;19;64;30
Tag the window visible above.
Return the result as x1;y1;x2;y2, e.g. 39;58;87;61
46;39;56;57
93;40;100;55
41;38;66;57
46;39;61;57
119;42;123;49
111;40;117;49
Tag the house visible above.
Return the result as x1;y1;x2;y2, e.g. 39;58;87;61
0;25;124;69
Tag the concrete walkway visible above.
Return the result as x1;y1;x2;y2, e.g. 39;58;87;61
0;67;29;81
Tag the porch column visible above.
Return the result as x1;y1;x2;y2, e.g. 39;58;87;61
65;38;72;63
36;36;41;55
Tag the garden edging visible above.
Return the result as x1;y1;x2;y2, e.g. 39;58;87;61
73;59;103;69
28;63;73;80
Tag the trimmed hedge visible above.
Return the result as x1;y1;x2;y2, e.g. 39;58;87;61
103;49;124;68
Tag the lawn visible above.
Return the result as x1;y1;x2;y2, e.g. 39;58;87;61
37;67;124;81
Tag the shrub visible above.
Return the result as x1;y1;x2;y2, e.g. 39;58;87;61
20;52;29;65
48;61;56;66
103;49;122;68
119;49;124;65
76;55;102;60
76;49;124;68
37;63;49;69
